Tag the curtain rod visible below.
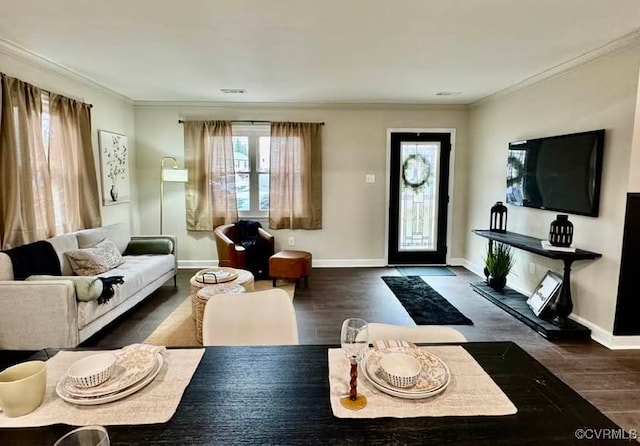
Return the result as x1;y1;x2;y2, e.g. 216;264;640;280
1;72;93;108
178;119;324;125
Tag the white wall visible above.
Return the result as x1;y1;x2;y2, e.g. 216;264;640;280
0;45;139;232
466;45;640;335
628;66;640;192
133;103;469;265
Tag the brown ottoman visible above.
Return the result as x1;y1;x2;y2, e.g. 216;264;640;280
270;250;312;288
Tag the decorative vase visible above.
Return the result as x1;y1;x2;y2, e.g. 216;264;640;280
110;185;118;202
488;276;507;291
549;214;573;247
489;201;507;233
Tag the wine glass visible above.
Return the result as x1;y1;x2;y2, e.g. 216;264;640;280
340;318;368;410
54;425;110;446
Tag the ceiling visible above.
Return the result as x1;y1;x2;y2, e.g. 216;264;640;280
0;0;639;104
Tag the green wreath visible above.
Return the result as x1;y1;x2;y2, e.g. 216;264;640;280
402;154;431;190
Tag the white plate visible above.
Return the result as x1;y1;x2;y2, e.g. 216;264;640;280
367;347;450;394
360;348;450;399
63;348;158;397
56;354;163;406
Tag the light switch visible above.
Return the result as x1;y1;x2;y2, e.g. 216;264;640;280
365;174;375;183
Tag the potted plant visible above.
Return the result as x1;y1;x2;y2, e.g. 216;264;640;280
484;242;514;291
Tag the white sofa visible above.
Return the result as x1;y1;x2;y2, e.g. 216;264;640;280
0;223;177;349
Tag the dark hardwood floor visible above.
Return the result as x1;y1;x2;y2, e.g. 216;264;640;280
83;266;640;434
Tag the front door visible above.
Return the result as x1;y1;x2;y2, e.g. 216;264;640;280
387;131;451;265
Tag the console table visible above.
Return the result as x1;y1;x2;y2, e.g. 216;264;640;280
472;230;601;326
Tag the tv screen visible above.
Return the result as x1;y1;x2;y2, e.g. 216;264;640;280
506;129;604;217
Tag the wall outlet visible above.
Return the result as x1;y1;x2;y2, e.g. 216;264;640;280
365;174;375;183
288;236;295;246
528;262;536;275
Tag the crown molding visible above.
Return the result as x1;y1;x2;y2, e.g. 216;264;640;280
0;38;133;104
133;100;469;111
471;29;640;108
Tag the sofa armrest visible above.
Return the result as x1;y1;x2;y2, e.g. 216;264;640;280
0;280;79;349
130;235;178;273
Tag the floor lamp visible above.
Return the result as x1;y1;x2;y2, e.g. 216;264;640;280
160;156;188;234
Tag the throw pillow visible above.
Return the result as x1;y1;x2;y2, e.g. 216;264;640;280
75;222;131;254
65;239;125;276
26;275;104;302
124;239;173;255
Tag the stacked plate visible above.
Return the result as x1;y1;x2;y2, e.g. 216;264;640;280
360;346;450;399
56;345;164;405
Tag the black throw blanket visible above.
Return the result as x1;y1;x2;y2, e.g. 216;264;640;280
98;276;125;305
3;240;62;280
234;220;272;280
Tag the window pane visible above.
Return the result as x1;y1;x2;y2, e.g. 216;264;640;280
259;173;269;211
232;136;249;172
398;142;441;252
258;137;270;172
41;93;50;156
235;173;250;211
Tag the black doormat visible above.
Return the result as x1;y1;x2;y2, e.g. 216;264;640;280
396;266;456;276
382;276;473;325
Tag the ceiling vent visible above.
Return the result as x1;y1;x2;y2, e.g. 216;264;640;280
436;91;462;96
220;88;247;94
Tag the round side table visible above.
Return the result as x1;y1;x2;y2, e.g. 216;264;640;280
189;268;255;320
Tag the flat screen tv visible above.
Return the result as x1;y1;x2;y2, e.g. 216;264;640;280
506;129;605;217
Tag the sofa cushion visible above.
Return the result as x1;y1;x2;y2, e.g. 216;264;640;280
76;223;131;254
77;254;175;328
66;239;125;276
47;233;80;276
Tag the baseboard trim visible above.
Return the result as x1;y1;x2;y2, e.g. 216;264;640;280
462;259;640;349
178;259;388;269
312;259;386;268
179;258;471;269
178;258;470;268
462;259;484;278
178;260;218;269
569;314;640;350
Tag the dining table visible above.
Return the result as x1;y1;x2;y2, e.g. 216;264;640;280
0;342;630;445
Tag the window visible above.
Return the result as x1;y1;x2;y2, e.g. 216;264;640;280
232;125;270;217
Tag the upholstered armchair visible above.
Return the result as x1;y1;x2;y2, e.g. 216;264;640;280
214;223;275;270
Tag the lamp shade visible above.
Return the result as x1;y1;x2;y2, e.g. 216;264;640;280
162;168;188;182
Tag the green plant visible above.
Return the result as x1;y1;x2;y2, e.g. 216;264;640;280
485;243;514;278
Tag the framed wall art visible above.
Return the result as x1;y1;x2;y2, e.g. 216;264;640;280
526;270;563;317
98;130;130;205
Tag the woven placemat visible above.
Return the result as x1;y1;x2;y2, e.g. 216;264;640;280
0;348;204;427
329;345;517;418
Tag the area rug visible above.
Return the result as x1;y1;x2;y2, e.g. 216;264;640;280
381;276;473;325
395;266;456;276
144;280;295;347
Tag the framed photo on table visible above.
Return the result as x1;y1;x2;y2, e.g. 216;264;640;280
527;270;563;316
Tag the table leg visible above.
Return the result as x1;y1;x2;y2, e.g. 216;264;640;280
483;240;493;283
550;259;573;325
